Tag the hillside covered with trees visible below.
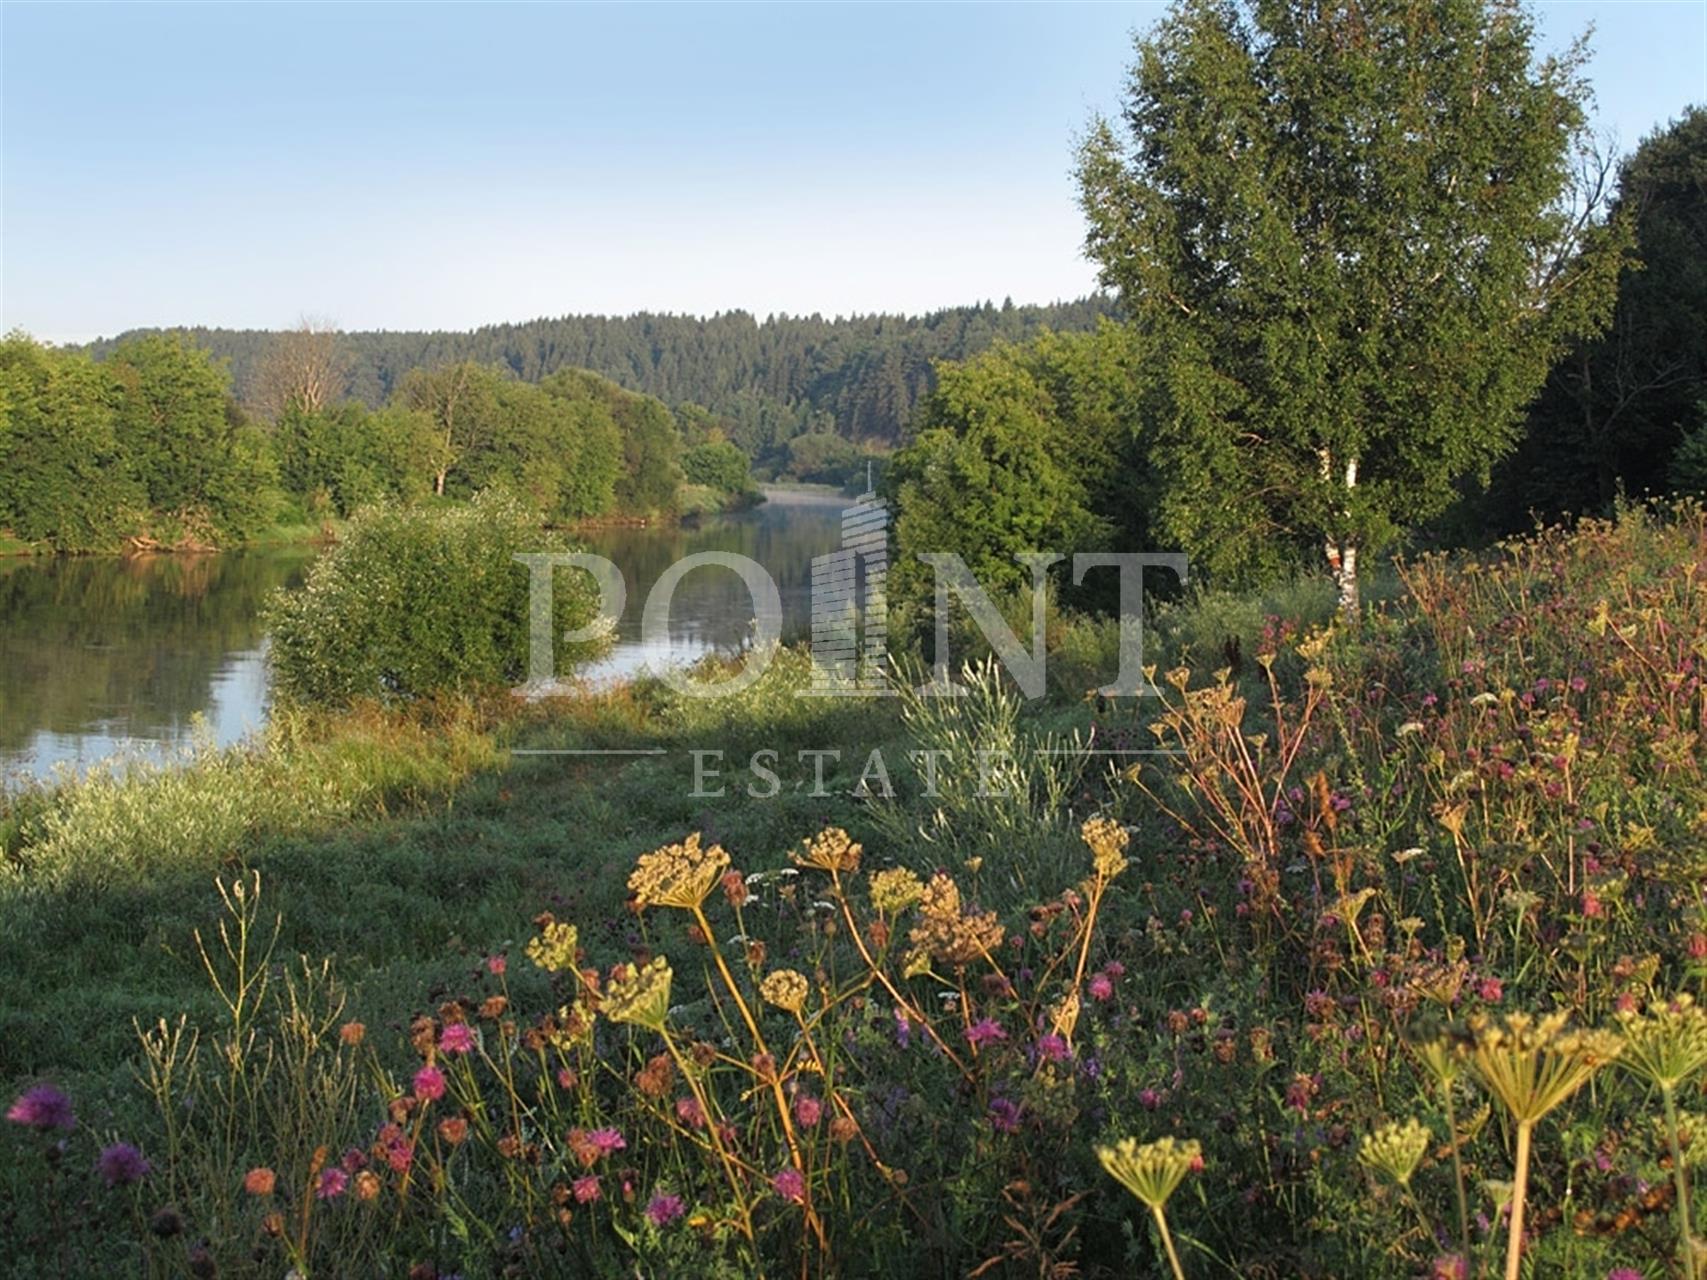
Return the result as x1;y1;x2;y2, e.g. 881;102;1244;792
85;298;1114;461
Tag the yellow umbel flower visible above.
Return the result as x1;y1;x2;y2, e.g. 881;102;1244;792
792;827;862;874
909;873;1003;968
1460;1011;1622;1124
1358;1118;1431;1187
1081;816;1130;881
628;834;730;912
759;969;810;1015
1096;1136;1202;1210
869;867;925;914
525;920;579;974
602;958;673;1031
1616;994;1707;1091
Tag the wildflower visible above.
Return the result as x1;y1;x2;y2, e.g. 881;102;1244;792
1616;993;1707;1090
316;1167;349;1200
1431;1257;1469;1280
413;1065;446;1103
793;827;862;874
870;866;925;913
439;1023;476;1054
1096;1136;1203;1211
635;1053;674;1097
628;833;730;912
487;953;508;975
589;1128;626;1157
526;919;580;974
831;1114;859;1143
909;873;1003;967
794;1093;823;1127
96;1143;150;1188
339;1021;366;1046
1460;1011;1622;1124
148;1206;185;1237
354;1170;382;1201
7;1083;73;1132
675;1096;707;1129
602;957;673;1030
965;1018;1007;1049
645;1193;685;1227
1478;977;1504;1003
772;1167;806;1202
572;1175;602;1204
1606;1270;1644;1280
1358;1118;1431;1187
721;869;749;907
438;1117;469;1145
1088;974;1115;1002
988;1097;1022;1134
244;1167;277;1196
760;968;810;1015
1082;816;1130;880
1037;1034;1071;1064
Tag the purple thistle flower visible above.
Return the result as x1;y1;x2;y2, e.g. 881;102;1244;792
1036;1033;1071;1064
7;1083;74;1132
771;1167;806;1202
439;1023;475;1054
988;1097;1022;1134
316;1167;349;1200
965;1018;1006;1049
96;1142;150;1187
645;1193;685;1226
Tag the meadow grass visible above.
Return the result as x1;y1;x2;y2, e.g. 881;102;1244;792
2;504;1703;1278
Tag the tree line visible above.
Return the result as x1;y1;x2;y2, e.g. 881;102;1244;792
889;0;1705;618
0;331;706;553
84;299;1115;466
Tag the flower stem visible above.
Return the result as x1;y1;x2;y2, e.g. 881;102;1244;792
1504;1121;1532;1280
1151;1203;1187;1280
1442;1081;1472;1264
1664;1085;1696;1278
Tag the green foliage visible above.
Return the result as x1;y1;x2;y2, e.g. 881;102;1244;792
888;325;1142;615
1076;0;1628;592
681;439;752;494
1671;407;1707;496
1490;107;1707;521
273;403;444;516
89;299;1118;455
0;333;139;551
0;332;280;549
265;491;603;706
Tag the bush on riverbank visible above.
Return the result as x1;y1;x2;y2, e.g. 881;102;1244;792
2;504;1704;1277
266;491;606;707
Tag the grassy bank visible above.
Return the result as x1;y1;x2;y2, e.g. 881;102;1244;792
2;505;1703;1277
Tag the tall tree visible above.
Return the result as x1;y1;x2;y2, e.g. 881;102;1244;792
1490;107;1707;519
1077;0;1628;611
398;361;503;496
251;317;349;419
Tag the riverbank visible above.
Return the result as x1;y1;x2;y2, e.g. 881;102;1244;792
3;506;1703;1278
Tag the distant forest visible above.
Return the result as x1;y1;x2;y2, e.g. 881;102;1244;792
86;299;1116;457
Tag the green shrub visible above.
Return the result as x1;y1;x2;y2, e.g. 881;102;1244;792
681;440;752;494
266;491;604;707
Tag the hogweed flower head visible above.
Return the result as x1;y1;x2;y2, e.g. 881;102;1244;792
1096;1136;1202;1210
629;834;730;912
869;867;926;914
793;827;862;874
1615;993;1707;1091
909;873;1004;968
1460;1011;1622;1124
1358;1118;1431;1186
1081;816;1130;881
526;919;579;974
603;957;673;1030
759;969;810;1015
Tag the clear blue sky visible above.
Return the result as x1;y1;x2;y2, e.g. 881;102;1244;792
2;1;1702;343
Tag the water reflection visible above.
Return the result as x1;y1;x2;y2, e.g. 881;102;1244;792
0;488;850;779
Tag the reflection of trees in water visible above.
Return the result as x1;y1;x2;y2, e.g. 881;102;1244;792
0;551;312;753
581;496;845;653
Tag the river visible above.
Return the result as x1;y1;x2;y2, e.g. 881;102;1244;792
0;487;849;782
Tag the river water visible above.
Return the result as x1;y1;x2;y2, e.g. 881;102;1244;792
0;487;848;782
